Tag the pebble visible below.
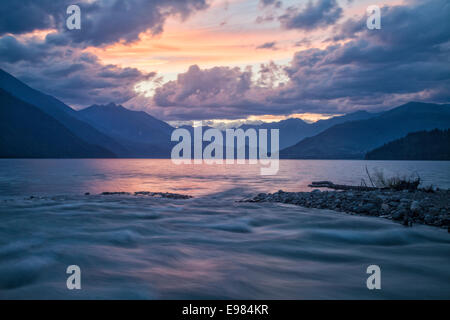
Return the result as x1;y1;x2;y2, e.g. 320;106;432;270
243;188;450;230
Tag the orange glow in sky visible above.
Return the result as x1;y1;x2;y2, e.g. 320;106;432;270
87;20;307;82
83;0;407;123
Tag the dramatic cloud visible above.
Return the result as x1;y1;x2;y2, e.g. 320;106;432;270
1;0;449;121
0;0;209;47
138;0;450;120
0;0;210;107
127;61;294;120
0;0;67;35
0;40;154;107
0;35;61;63
279;0;343;31
153;64;252;107
285;0;450;100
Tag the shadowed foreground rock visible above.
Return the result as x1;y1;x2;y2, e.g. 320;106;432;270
242;189;450;230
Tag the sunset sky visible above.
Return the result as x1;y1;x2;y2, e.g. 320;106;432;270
0;0;448;126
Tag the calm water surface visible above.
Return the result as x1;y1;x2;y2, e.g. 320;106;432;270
0;159;449;299
1;159;450;197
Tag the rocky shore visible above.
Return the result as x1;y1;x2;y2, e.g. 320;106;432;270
242;189;450;230
100;191;193;199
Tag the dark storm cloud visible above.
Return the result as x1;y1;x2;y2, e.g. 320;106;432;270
279;0;343;31
0;0;68;35
0;36;58;63
0;45;154;107
0;0;209;47
284;0;450;102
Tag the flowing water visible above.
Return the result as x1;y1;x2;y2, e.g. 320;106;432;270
0;159;449;299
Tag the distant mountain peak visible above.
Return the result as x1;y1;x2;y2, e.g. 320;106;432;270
83;103;149;117
0;68;126;156
398;101;445;109
280;117;308;124
381;101;450;117
79;101;174;156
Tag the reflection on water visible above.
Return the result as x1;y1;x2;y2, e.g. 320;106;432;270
1;159;450;197
0;159;449;299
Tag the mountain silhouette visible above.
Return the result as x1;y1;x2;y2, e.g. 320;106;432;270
3;69;449;160
281;102;450;159
79;103;174;157
239;110;375;149
0;88;114;158
0;68;126;156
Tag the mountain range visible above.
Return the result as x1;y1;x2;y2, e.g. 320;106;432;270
0;69;126;156
281;102;450;159
1;68;449;159
79;103;174;157
0;88;114;158
240;110;376;150
0;69;174;158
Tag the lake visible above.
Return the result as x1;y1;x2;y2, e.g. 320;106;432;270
0;159;449;299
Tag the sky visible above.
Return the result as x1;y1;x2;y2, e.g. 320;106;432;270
0;0;449;126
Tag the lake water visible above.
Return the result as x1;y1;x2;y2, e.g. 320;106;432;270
0;159;449;299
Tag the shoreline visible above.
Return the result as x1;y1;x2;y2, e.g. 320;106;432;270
3;187;449;232
242;189;450;231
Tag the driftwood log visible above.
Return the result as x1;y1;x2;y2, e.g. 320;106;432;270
308;181;382;191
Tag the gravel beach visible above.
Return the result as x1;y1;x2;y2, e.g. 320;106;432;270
242;189;450;230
